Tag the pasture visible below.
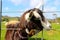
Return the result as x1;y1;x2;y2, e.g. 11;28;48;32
1;17;60;40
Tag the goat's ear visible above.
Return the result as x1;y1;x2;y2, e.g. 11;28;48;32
28;14;32;20
28;11;34;20
25;13;30;22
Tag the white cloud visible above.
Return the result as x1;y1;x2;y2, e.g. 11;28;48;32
8;0;22;6
44;7;57;11
29;0;57;11
30;0;44;8
54;0;60;6
5;7;9;11
44;0;60;6
44;0;60;12
44;0;51;4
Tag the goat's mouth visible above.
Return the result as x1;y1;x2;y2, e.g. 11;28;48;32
43;24;52;31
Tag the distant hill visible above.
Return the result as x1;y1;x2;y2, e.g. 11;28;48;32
2;16;20;21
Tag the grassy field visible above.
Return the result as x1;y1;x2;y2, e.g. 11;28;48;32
1;22;60;40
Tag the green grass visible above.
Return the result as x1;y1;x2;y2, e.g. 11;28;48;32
1;22;60;40
1;22;6;40
31;23;60;40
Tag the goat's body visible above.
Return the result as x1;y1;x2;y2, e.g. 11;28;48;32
5;8;51;40
5;21;29;40
5;8;43;40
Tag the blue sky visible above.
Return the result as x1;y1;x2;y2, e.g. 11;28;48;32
2;0;60;19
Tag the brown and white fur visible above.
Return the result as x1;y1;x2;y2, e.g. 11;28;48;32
5;8;51;40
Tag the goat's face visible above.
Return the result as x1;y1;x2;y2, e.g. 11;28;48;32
25;8;51;30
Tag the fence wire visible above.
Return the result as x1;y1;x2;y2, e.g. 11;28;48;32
1;0;60;40
2;11;60;13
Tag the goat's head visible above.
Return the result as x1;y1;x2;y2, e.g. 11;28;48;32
25;8;51;31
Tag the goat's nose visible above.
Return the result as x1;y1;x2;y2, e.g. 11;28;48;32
47;24;52;30
49;25;52;28
48;26;52;30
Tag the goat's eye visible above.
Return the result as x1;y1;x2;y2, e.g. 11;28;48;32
34;18;40;20
28;17;31;20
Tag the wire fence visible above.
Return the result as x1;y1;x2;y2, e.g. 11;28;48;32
2;11;60;13
2;11;60;40
1;12;60;39
1;0;60;40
